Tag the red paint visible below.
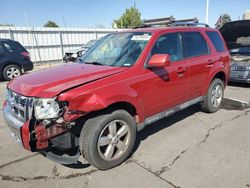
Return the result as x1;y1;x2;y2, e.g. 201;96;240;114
63;108;85;122
8;26;229;136
8;63;127;97
147;54;170;68
35;124;48;150
34;124;66;150
21;120;31;151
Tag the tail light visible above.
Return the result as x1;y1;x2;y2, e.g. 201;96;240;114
20;51;30;60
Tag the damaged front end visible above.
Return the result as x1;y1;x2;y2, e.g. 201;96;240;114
230;55;250;83
3;89;85;164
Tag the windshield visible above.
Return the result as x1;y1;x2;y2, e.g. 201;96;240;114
84;40;97;48
79;32;152;67
230;47;250;55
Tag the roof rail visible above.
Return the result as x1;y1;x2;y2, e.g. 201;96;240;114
171;22;210;28
134;16;200;29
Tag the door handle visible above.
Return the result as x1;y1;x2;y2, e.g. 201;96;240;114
176;67;186;74
205;59;214;68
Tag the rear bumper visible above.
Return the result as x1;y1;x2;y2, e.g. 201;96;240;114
22;60;33;72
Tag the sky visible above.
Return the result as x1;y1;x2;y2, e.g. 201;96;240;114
0;0;249;28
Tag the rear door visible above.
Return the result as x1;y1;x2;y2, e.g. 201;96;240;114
183;31;211;100
141;32;190;117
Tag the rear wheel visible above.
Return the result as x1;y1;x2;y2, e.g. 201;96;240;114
3;64;21;81
201;78;224;113
79;110;136;170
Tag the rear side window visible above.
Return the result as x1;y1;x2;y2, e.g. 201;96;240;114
2;41;25;52
206;31;226;52
184;32;209;58
3;41;17;52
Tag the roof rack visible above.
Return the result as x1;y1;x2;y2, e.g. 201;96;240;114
171;22;210;27
135;16;204;29
143;16;175;26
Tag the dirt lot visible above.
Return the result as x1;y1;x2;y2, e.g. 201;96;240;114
0;69;249;188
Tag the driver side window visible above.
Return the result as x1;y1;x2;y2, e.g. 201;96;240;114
151;33;184;62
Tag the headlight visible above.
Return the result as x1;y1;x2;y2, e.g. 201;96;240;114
34;98;60;120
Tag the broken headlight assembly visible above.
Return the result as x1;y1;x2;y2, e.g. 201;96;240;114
34;98;60;120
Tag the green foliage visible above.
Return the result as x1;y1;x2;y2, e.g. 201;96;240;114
44;21;59;28
215;13;232;29
113;7;142;29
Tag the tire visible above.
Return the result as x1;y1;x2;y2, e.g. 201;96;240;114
3;64;21;81
201;78;224;113
79;110;136;170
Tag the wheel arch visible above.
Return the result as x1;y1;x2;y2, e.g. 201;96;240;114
105;101;137;118
201;70;227;96
1;62;22;73
213;71;226;85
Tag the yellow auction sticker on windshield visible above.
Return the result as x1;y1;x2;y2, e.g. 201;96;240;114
131;34;151;41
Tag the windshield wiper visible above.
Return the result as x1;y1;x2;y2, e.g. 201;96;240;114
85;61;104;66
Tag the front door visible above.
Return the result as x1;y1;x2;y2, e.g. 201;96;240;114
141;32;190;118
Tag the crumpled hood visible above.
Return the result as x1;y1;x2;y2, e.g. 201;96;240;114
231;55;250;67
220;20;250;49
8;63;127;98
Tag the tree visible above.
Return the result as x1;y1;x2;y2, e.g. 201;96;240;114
215;13;232;29
44;21;59;28
113;7;142;29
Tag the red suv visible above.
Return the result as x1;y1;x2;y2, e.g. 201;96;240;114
3;24;230;170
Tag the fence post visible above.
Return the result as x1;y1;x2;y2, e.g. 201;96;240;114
32;27;40;65
8;28;14;40
95;29;97;39
59;30;64;63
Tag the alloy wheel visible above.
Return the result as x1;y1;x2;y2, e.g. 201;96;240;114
97;120;131;161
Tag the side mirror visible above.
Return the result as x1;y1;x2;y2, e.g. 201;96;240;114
147;54;170;68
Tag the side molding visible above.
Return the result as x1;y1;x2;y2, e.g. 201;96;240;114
137;96;204;131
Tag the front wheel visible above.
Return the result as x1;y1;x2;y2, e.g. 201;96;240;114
201;78;224;113
79;110;136;170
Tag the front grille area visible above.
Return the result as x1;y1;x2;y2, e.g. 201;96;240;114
231;65;247;71
6;89;33;122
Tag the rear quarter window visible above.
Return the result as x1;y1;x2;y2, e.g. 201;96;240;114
13;41;26;51
206;31;226;52
184;32;209;58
